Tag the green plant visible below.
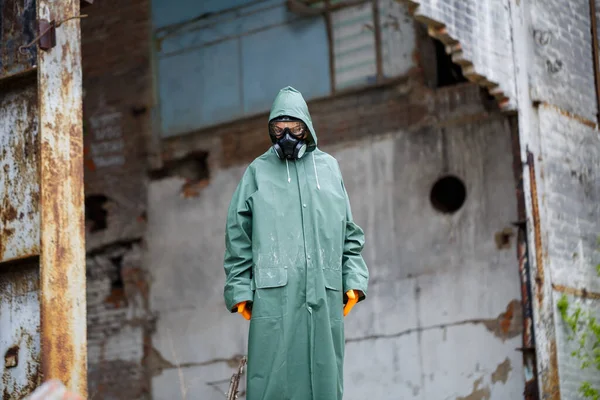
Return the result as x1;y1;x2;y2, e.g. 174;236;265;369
556;240;600;399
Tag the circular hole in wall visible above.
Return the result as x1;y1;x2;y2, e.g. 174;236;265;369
430;175;466;214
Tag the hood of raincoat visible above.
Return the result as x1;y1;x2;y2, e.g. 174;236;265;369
268;86;318;153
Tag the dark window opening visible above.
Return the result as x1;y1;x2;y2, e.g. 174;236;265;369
85;194;109;232
104;254;128;308
415;23;468;89
149;150;210;182
109;255;125;290
430;175;467;214
433;39;467;87
150;151;211;198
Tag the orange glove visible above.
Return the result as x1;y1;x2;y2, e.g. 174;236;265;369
343;290;360;317
235;301;251;320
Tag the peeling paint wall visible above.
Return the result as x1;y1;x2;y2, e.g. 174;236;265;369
146;84;524;398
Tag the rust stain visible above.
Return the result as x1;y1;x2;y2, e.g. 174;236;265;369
181;178;210;198
552;284;600;300
527;150;545;308
482;299;522;341
456;377;491;400
104;287;127;309
538;102;597;128
490;358;512;384
494;227;514;250
2;204;17;222
4;346;19;369
541;338;561;399
524;378;539;400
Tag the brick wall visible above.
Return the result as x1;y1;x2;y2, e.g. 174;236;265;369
537;105;600;396
86;243;151;400
82;0;151;252
401;0;516;109
530;0;597;120
80;0;153;398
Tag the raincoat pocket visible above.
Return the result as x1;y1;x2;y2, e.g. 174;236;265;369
323;268;343;321
323;268;342;291
251;268;288;319
255;267;288;288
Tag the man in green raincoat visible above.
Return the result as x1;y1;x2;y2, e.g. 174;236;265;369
223;86;369;400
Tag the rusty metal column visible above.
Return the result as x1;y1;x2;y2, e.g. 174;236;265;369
0;0;86;397
37;0;87;396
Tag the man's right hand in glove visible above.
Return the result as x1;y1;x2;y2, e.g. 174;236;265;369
235;301;251;320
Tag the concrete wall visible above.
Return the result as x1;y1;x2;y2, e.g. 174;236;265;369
146;83;525;398
400;0;600;397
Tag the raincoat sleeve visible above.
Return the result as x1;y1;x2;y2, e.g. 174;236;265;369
341;179;369;301
223;167;256;312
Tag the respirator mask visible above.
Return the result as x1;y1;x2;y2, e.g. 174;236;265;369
269;117;308;160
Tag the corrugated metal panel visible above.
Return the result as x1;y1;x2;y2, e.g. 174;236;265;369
379;0;416;78
0;261;42;399
0;0;37;80
331;2;377;89
153;0;331;138
0;84;40;263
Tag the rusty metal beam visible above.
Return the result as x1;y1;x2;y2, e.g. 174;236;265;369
526;151;545;308
37;0;87;395
552;284;600;300
509;116;539;400
526;149;560;400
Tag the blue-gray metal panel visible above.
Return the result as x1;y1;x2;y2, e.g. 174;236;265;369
155;0;330;137
157;1;288;56
0;0;37;80
241;18;331;115
158;39;242;137
152;0;278;30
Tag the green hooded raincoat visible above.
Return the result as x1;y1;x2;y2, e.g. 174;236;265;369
223;86;369;400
